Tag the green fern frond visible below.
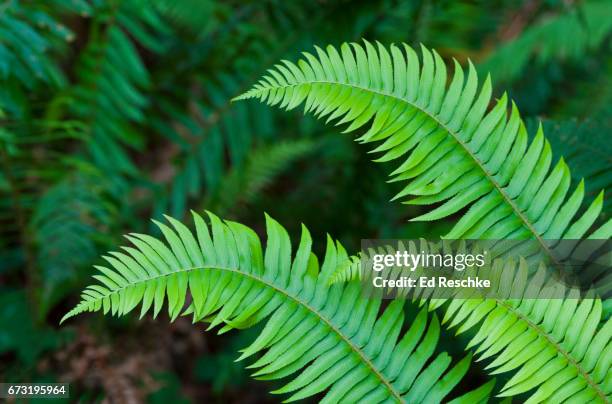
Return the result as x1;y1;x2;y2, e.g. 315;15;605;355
0;121;124;317
149;2;376;219
71;0;171;174
63;211;494;403
433;274;611;402
234;41;611;402
31;173;118;316
0;1;77;115
0;122;86;276
329;243;611;402
204;139;318;216
234;41;611;248
150;0;347;218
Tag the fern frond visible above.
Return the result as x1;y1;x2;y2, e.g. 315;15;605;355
0;119;124;316
204;139;317;216
31;173;118;316
63;211;494;403
436;275;611;402
0;122;86;280
0;1;77;115
149;1;380;219
330;243;612;402
235;41;611;402
150;0;346;218
71;0;171;173
235;41;611;248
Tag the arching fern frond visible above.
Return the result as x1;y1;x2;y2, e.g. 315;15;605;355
234;41;611;248
63;212;494;403
330;247;612;402
433;265;611;403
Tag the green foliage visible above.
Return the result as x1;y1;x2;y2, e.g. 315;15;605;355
555;56;612;119
146;0;365;220
70;0;172;173
433;278;610;402
0;0;82;116
480;0;612;84
0;289;70;365
0;118;120;316
2;1;611;401
0;121;84;271
63;212;492;403
539;116;612;204
235;41;611;244
150;73;279;218
235;40;612;402
31;172;118;315
331;243;610;401
371;0;514;51
203;139;318;216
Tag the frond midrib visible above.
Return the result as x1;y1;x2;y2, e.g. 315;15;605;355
77;264;405;403
242;79;554;258
495;298;607;401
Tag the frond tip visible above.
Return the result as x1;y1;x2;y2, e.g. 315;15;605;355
63;211;493;403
